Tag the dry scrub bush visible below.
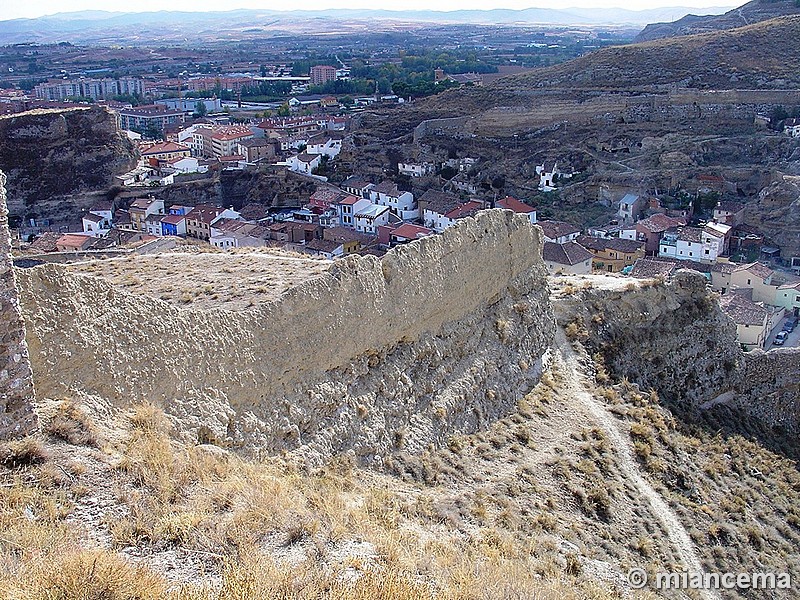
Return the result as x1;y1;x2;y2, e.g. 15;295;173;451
10;549;167;600
0;437;48;468
46;400;98;446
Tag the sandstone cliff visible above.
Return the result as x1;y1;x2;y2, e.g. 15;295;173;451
16;210;555;465
0;106;136;218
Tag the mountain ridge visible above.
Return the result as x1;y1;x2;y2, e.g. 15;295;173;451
635;0;800;41
0;6;735;44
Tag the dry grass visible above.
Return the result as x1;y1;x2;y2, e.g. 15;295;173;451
0;437;48;468
0;398;631;600
45;400;99;447
602;381;800;587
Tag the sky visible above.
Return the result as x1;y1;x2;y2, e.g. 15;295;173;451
4;1;734;21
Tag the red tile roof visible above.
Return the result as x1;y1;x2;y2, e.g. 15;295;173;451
392;223;433;240
141;141;190;155
497;196;535;214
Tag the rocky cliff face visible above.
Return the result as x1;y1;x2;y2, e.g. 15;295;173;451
555;270;800;434
0;172;37;439
0;107;136;218
16;210;555;465
556;272;742;406
744;175;800;258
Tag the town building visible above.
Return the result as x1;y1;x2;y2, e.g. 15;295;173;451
117;105;185;134
538;220;581;244
34;77;143;101
369;181;417;221
620;213;687;256
542;241;594;275
129;197;165;232
310;65;337;86
576;235;645;272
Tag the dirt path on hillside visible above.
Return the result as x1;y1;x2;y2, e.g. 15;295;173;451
553;328;719;600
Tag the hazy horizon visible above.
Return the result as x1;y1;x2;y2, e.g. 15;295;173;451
3;2;735;21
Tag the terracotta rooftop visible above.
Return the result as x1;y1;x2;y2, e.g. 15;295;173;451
372;180;402;196
323;227;373;244
341;175;373;190
538;220;581;241
419;190;462;214
576;235;644;254
306;238;341;253
141;141;190;155
392;223;433;240
496;196;535;214
28;232;61;252
542;241;593;266
734;261;773;281
161;214;186;225
719;293;768;326
634;213;685;233
445;200;484;220
630;258;677;279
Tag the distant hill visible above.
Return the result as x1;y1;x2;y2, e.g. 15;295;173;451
635;0;800;41
502;15;800;91
0;7;734;44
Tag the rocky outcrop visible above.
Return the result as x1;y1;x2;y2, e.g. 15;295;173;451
16;210;555;465
556;271;741;406
0;107;136;217
556;270;799;433
736;348;800;435
0;171;37;439
744;175;800;258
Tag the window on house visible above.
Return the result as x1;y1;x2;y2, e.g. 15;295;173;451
705;249;710;254
747;279;751;285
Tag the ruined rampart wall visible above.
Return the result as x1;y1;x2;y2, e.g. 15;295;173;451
17;210;555;463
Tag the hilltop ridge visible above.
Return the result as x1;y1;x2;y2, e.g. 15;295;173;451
636;0;800;42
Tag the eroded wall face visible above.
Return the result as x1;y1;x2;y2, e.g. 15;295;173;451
0;171;37;439
17;210;554;464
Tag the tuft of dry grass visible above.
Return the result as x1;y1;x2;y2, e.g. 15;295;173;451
10;549;167;600
0;437;48;468
46;400;99;447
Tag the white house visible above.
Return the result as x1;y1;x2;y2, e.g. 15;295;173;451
536;163;574;191
287;152;322;174
784;118;800;137
306;133;343;159
616;193;645;224
81;202;113;237
719;292;771;351
542;241;594;275
81;213;111;237
162;157;206;174
398;162;434;177
337;196;372;229
496;196;537;225
659;225;726;263
538;220;581;244
776;281;800;314
369;181;417;220
145;214;164;237
354;203;391;235
425;200;483;233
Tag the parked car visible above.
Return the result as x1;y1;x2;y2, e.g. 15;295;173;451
783;317;798;333
774;331;789;345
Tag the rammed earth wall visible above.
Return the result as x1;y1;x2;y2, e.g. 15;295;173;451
17;210;555;465
0;171;37;440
